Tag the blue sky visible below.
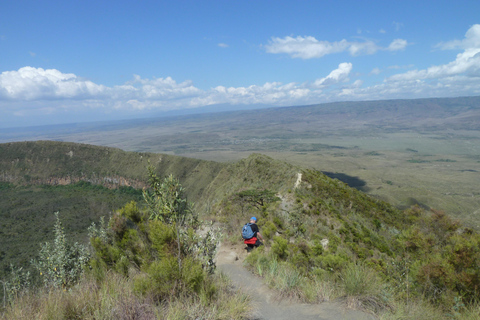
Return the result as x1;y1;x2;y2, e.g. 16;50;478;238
1;0;480;128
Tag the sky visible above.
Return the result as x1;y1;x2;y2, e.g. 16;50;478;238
1;0;480;128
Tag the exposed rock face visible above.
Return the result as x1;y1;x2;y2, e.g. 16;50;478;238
0;172;146;189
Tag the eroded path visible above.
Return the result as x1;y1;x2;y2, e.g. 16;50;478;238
216;243;375;320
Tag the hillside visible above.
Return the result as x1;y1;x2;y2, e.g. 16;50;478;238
0;141;225;203
1;96;479;228
1;141;480;318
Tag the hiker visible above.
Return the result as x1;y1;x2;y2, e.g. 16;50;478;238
242;217;264;252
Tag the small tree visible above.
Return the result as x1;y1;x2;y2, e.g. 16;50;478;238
234;188;280;214
1;265;30;308
236;189;280;209
32;212;89;289
143;166;197;270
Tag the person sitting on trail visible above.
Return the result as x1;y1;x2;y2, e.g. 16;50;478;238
242;217;264;252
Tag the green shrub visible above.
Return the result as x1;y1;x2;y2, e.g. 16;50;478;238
315;253;348;271
273;216;284;229
134;255;205;301
271;236;289;260
148;220;176;256
262;221;277;240
119;201;144;223
311;240;324;256
413;254;456;304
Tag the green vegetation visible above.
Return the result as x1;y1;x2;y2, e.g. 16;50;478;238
212;159;480;317
1;165;250;319
32;212;89;289
1;141;480;318
0;181;144;282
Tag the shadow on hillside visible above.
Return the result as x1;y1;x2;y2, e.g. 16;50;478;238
322;171;370;192
396;197;431;211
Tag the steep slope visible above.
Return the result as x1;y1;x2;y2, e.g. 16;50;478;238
0;141;225;203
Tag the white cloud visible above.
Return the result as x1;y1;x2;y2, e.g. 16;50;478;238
436;24;480;50
3;25;480;127
0;63;360;119
314;62;352;87
388;25;480;82
0;67;106;100
218;43;229;48
264;35;408;59
387;39;408;51
264;36;349;59
348;40;379;56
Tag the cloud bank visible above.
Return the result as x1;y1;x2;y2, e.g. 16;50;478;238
1;25;480;127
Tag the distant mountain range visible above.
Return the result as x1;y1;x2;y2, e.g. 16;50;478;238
2;96;479;143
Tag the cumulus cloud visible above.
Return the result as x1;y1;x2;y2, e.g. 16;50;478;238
436;24;480;50
264;35;408;59
314;63;352;87
0;63;359;120
191;82;316;107
0;67;106;100
388;24;480;82
3;25;480;127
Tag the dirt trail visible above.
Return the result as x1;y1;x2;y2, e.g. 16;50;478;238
216;243;375;320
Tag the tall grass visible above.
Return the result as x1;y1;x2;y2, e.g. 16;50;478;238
245;249;337;303
340;262;389;313
0;271;251;320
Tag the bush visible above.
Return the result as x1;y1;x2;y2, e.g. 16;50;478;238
271;236;289;260
262;221;277;240
148;220;176;256
31;212;89;289
119;201;144;223
134;255;206;301
315;254;347;272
